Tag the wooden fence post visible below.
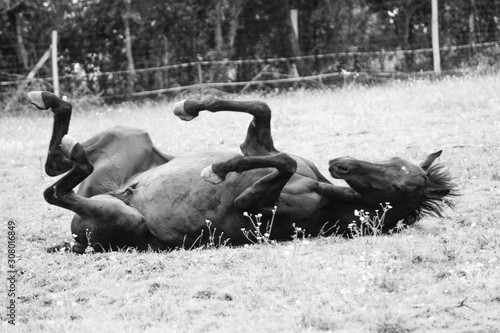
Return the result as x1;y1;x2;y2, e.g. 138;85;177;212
432;0;441;74
51;30;60;95
290;9;298;39
197;62;203;84
27;47;51;79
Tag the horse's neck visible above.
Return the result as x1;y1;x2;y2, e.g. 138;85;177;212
318;183;412;231
318;183;364;204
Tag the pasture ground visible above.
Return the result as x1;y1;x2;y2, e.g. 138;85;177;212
1;74;500;332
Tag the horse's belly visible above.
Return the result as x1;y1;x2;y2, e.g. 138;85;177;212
128;152;268;245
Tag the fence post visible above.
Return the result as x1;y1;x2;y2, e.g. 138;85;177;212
290;9;298;39
51;30;60;95
27;47;51;79
431;0;441;74
197;62;203;84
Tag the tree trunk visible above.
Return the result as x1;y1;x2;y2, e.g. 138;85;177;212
7;10;29;72
282;0;305;75
469;0;478;44
123;0;135;94
214;0;246;59
161;34;170;66
214;0;223;53
324;1;343;53
402;12;413;71
157;34;170;89
395;1;416;72
227;1;245;56
124;0;135;71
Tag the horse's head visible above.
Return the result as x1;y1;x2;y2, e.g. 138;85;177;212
329;150;457;224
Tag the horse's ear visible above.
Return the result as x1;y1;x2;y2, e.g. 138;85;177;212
420;150;442;171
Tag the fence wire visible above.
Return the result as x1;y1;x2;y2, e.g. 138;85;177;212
1;41;499;106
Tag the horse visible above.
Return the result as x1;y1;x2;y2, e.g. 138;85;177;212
27;91;456;253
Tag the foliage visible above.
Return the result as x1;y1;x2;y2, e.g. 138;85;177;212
348;203;399;237
1;0;500;107
241;206;277;244
1;0;500;76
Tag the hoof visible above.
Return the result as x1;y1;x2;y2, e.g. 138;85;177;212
70;241;86;254
61;135;78;158
27;91;47;110
173;100;196;121
46;240;86;254
201;165;224;184
46;241;71;253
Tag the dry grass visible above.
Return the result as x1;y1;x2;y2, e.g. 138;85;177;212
1;74;500;332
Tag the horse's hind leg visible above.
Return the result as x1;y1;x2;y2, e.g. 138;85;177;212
44;135;154;253
27;91;73;176
202;153;297;211
173;97;278;156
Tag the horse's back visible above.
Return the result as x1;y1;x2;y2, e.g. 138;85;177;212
79;126;172;197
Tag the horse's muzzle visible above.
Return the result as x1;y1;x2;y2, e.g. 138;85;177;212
328;157;356;178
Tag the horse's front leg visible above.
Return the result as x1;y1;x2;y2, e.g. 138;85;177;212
173;97;278;156
202;153;297;211
27;91;74;176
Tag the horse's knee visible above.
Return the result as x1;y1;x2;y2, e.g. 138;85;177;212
43;184;78;206
252;101;271;121
45;150;73;176
255;101;271;113
43;185;59;205
276;153;297;176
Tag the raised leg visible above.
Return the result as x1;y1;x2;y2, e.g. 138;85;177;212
43;136;94;208
28;92;161;253
173;97;278;156
27;91;73;176
202;153;297;211
43;135;156;253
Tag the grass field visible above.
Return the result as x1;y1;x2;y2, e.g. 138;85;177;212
1;74;500;332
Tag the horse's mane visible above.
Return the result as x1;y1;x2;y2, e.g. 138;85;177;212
404;163;459;225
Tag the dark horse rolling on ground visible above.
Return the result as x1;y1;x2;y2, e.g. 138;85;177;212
28;91;456;253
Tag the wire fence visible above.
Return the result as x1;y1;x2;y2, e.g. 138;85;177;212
2;0;500;110
2;40;499;108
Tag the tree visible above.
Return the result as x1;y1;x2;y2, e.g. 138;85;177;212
1;0;44;72
3;0;500;99
366;0;431;70
211;0;247;59
307;0;371;54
